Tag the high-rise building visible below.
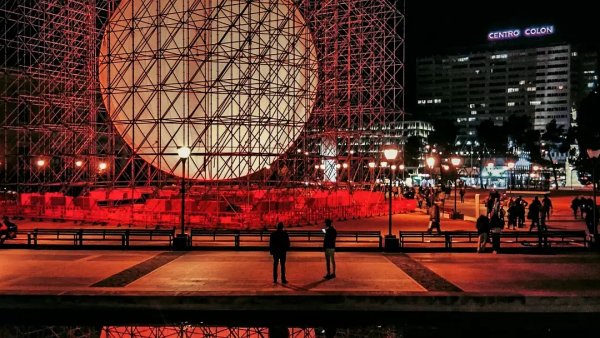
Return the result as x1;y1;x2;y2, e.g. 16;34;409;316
416;27;599;138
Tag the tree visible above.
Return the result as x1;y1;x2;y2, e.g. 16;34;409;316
428;120;458;153
403;136;421;168
573;88;600;186
575;88;600;152
541;119;569;190
476;120;506;155
502;114;541;162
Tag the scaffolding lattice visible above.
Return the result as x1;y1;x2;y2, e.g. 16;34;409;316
1;0;405;227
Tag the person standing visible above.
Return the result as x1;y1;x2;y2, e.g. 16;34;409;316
490;208;504;254
571;197;580;220
528;196;542;232
475;214;490;253
269;222;290;284
540;195;553;230
459;186;466;203
323;219;337;279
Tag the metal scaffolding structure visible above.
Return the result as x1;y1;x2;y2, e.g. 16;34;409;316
0;0;109;193
1;0;405;228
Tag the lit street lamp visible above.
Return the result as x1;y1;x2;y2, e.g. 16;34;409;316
174;146;191;250
426;156;435;184
368;161;376;184
399;164;405;181
383;146;399;251
507;162;515;194
450;157;462;219
587;149;600;248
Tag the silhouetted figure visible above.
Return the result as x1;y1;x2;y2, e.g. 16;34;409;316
268;326;289;338
476;215;490;253
528;197;542;232
515;196;527;228
427;202;442;234
459;186;466;203
585;206;599;239
0;216;17;244
323;219;337;279
540;195;553;230
269;222;290;284
571;197;580;220
490;210;504;254
507;198;517;230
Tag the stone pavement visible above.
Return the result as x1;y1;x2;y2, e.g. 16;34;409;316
1;249;600;326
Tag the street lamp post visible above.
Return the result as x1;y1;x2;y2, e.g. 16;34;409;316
383;146;399;251
532;165;540;190
174;146;191;250
507;162;515;194
399;164;405;182
426;156;435;184
587;149;600;248
450;157;462;219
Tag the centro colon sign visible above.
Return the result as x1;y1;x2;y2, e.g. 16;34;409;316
488;25;554;41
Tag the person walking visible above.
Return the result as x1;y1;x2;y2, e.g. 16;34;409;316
427;201;442;234
475;214;490;253
515;196;528;228
528;196;542;232
459;186;466;203
269;222;290;284
323;219;337;279
540;195;553;230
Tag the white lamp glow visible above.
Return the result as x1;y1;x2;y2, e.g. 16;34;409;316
177;146;191;159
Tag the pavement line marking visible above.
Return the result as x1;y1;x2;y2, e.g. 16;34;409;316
91;252;187;287
384;254;463;292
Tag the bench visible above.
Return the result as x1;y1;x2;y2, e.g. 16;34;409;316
126;228;176;246
544;230;588;247
78;229;128;246
189;229;382;249
27;228;175;247
399;230;589;249
500;230;588;248
399;231;448;248
29;229;81;247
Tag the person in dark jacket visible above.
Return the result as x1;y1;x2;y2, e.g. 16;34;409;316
0;216;17;244
476;215;490;253
571;197;580;220
427;202;442;234
528;197;542;232
323;219;337;279
269;222;290;284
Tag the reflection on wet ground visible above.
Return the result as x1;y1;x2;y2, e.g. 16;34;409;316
0;322;595;338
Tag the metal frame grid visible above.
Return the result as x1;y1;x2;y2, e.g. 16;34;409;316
1;0;405;227
1;0;107;193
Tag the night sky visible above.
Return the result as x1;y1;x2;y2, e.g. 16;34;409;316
404;0;599;115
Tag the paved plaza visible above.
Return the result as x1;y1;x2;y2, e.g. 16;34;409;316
1;190;599;334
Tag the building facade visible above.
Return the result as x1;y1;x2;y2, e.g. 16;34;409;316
416;40;598;136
